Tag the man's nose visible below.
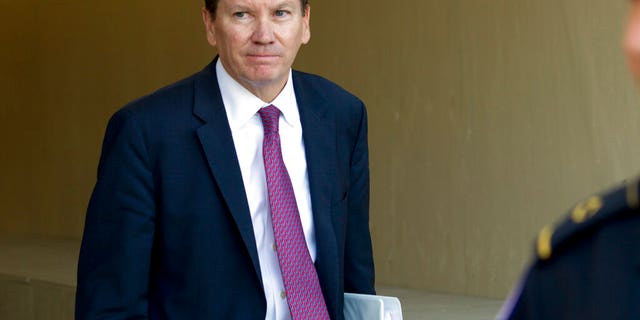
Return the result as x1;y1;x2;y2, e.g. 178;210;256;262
251;18;275;44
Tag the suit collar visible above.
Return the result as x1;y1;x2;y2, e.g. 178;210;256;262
292;71;330;124
216;59;301;131
293;71;333;225
193;57;223;123
195;59;331;123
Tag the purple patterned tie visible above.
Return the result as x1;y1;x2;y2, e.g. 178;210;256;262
258;105;330;320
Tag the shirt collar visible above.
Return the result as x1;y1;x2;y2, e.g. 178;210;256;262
216;59;299;131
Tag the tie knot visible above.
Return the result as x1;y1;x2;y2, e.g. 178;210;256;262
258;105;281;134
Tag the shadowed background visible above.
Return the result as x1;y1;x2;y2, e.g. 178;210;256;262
1;0;638;300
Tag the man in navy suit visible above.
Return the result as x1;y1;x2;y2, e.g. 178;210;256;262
75;0;375;318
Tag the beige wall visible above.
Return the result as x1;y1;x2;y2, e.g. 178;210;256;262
1;0;211;237
2;0;639;299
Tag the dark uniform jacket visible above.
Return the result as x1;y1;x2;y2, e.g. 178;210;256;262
504;178;640;319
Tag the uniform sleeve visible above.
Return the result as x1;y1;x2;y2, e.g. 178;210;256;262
76;108;156;319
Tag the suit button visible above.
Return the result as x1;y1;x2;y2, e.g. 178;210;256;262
273;243;277;252
280;291;286;299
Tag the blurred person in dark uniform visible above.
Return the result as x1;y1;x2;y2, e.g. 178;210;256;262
499;2;640;319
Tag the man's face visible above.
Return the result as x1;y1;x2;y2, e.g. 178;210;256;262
203;0;310;95
625;0;640;83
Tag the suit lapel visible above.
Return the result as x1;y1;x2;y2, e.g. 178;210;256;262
191;65;340;312
193;60;262;284
293;72;341;314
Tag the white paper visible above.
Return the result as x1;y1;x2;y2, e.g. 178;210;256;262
344;293;403;320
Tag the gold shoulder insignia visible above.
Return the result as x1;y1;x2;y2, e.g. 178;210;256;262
537;225;553;260
535;177;640;262
571;196;602;223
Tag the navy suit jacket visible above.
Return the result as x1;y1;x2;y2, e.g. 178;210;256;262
76;59;375;319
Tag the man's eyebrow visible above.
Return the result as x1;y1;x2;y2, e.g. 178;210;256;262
272;0;298;8
227;4;250;11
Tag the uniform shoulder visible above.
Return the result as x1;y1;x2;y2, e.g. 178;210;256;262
534;176;640;262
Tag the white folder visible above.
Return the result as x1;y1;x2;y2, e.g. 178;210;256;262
343;293;403;320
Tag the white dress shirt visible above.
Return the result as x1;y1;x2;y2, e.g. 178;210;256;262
216;60;317;320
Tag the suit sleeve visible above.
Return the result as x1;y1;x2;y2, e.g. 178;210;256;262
343;102;376;294
76;109;155;319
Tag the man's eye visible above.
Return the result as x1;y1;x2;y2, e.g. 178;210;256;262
275;10;289;17
233;12;247;18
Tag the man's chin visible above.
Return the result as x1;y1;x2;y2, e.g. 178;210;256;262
245;71;288;86
246;55;281;64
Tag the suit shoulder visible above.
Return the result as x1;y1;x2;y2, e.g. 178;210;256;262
292;70;363;106
118;70;202;118
533;176;640;262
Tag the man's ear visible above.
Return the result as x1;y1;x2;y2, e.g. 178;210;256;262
302;5;311;44
202;7;217;47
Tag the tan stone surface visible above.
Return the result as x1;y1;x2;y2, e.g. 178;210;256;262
0;237;79;287
33;280;75;320
2;0;638;299
0;276;34;320
0;238;506;319
379;286;503;320
297;0;637;298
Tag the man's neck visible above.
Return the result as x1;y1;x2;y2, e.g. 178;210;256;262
238;78;288;103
